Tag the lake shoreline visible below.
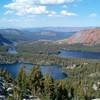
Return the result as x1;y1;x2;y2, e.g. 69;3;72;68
58;50;100;59
0;63;67;80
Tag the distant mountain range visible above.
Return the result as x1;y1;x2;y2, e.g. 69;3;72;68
0;27;82;42
23;27;87;32
58;28;100;45
1;27;99;46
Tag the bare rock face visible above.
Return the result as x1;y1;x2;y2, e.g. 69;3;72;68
60;28;100;45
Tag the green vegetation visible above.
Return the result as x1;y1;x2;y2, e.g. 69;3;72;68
16;42;100;55
0;69;13;81
1;67;71;100
59;44;100;52
1;41;100;64
0;42;100;100
0;53;18;64
0;62;100;100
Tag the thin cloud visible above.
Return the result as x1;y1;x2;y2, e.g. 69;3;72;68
60;10;77;16
89;13;97;17
39;0;75;4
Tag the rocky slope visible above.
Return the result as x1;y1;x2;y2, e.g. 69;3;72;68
58;28;100;45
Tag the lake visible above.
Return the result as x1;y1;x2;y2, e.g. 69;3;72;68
58;50;100;59
0;63;67;80
7;47;17;54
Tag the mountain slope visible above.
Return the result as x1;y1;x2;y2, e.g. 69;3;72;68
0;29;25;41
0;34;12;45
58;28;100;45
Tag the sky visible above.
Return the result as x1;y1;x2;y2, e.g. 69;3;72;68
0;0;100;28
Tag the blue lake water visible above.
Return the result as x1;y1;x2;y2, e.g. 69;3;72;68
0;63;67;80
7;47;17;54
58;50;100;59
